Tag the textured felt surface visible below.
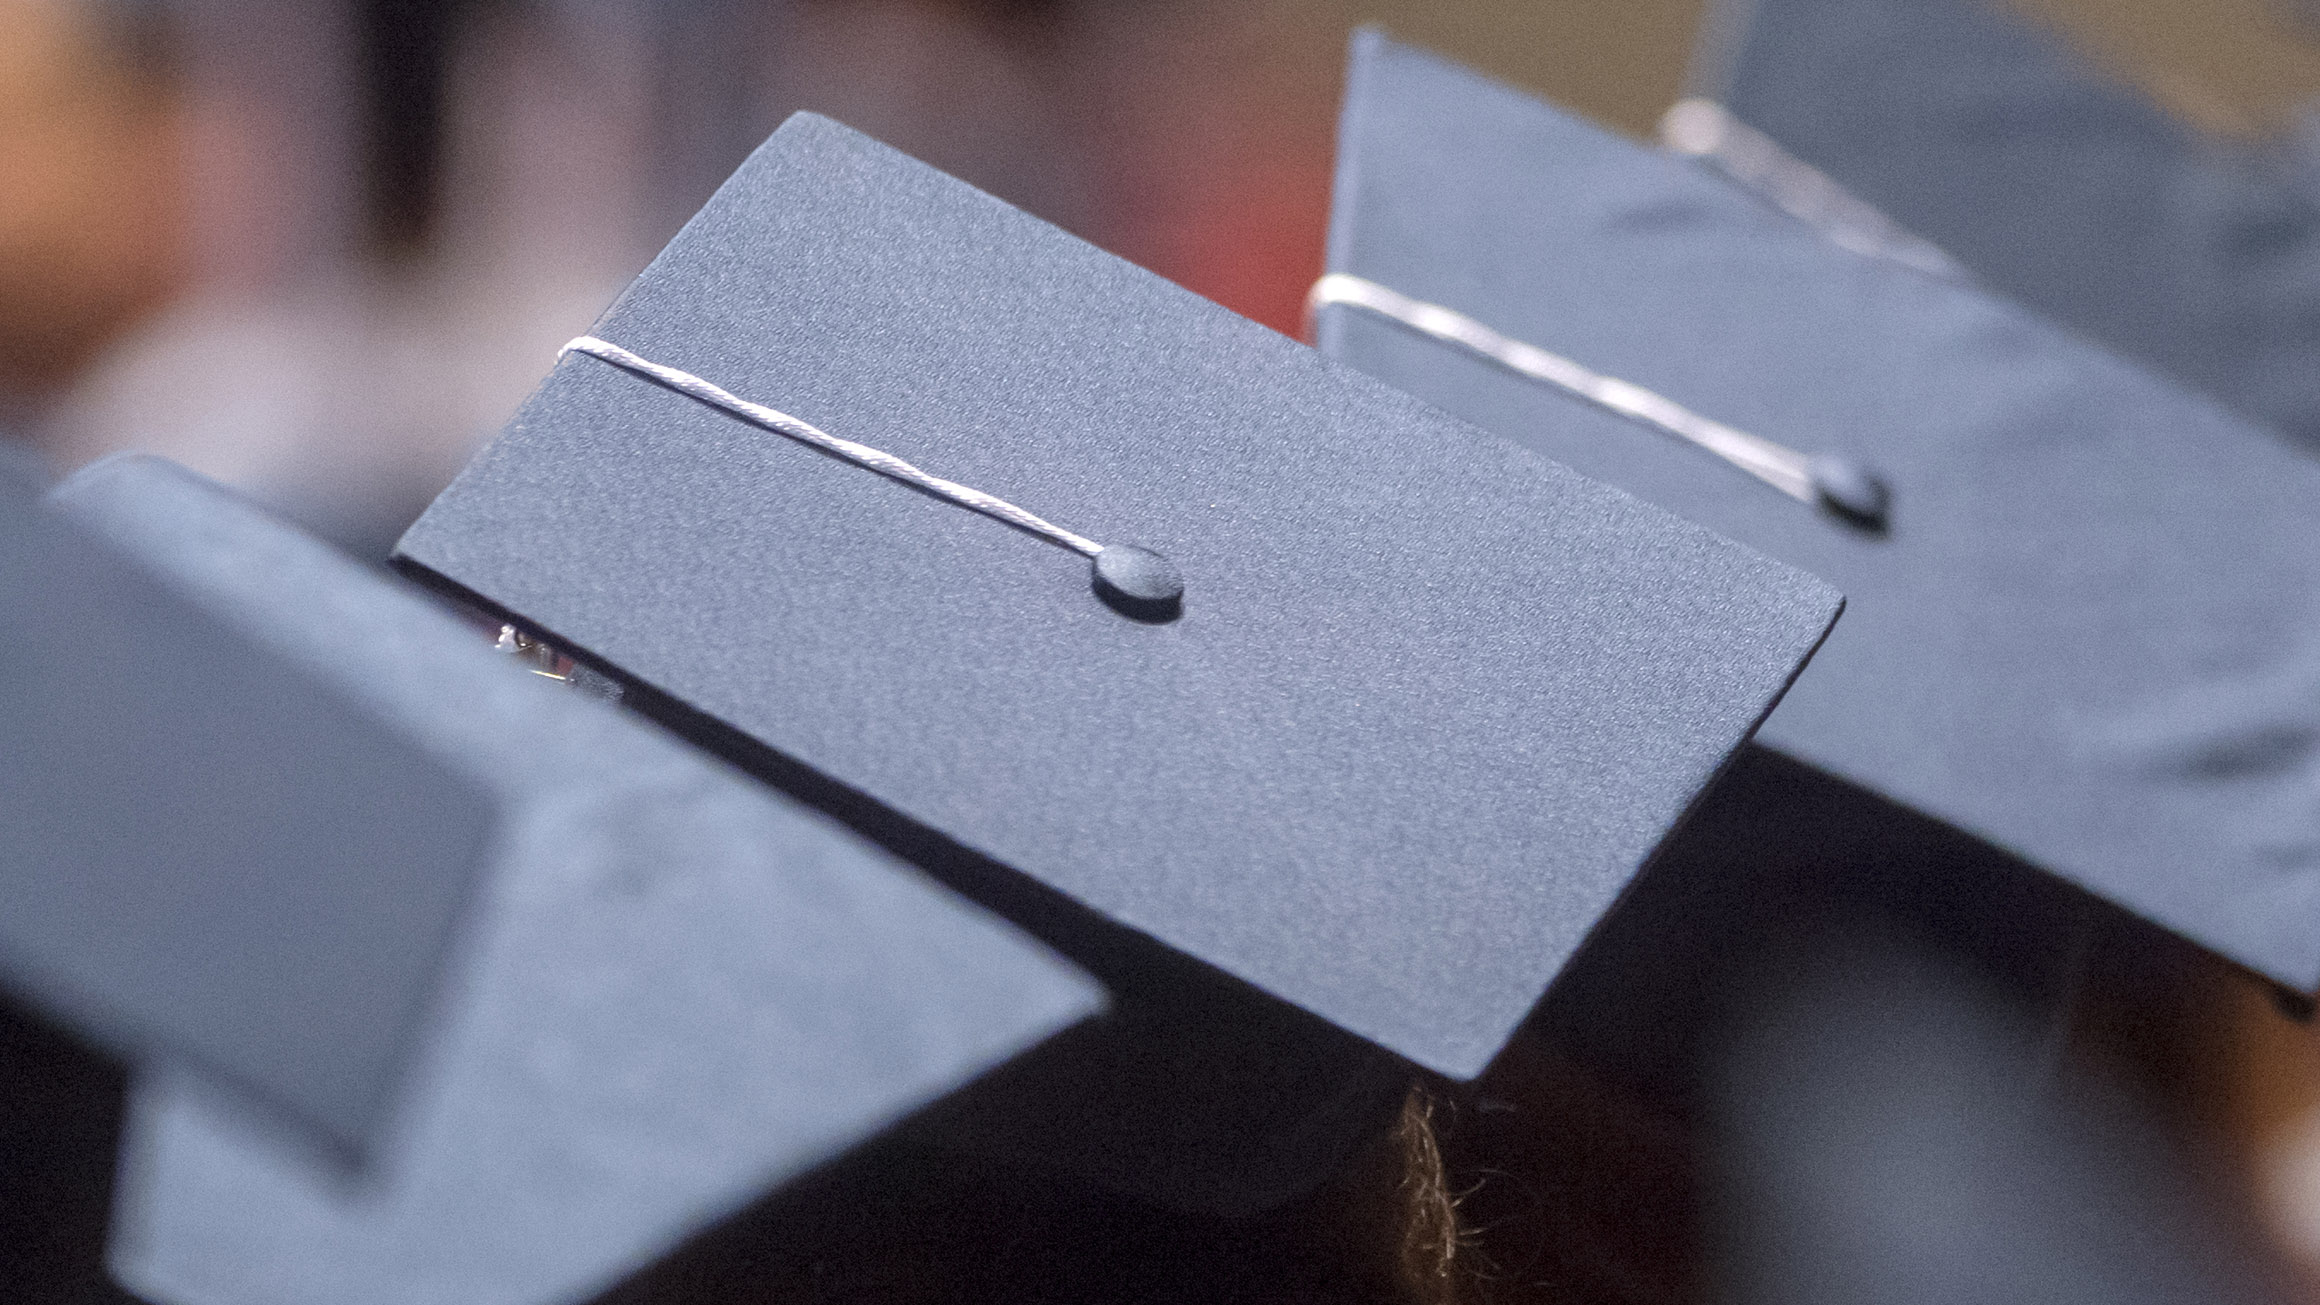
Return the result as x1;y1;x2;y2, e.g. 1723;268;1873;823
0;462;490;1155
50;456;1099;1305
396;113;1842;1081
1321;33;2320;991
1701;0;2320;454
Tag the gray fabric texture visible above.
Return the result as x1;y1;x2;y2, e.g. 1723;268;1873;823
0;462;489;1155
1705;0;2320;453
395;112;1843;1081
49;455;1099;1305
1320;33;2320;992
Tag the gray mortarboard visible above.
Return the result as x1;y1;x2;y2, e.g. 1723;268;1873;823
46;455;1100;1305
1674;0;2320;453
1318;33;2320;1001
390;112;1843;1208
0;457;491;1157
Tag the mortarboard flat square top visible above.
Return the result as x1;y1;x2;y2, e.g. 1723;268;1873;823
395;112;1842;1080
1320;32;2320;992
1691;0;2320;455
0;460;492;1155
54;457;1100;1305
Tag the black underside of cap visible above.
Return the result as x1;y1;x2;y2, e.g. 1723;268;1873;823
0;999;133;1305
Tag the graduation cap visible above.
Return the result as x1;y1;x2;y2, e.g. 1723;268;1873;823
0;456;492;1157
1675;0;2320;453
46;455;1100;1305
1317;31;2320;1003
390;113;1843;1206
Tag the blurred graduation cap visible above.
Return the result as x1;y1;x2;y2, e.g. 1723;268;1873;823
0;457;492;1157
1710;941;2287;1305
1317;31;2320;1002
45;456;1100;1305
1674;0;2320;453
391;113;1843;1207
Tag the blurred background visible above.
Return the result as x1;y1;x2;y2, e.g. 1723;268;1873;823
0;0;1727;557
15;0;2320;1299
13;0;2320;547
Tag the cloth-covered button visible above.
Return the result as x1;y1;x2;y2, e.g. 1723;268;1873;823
1809;455;1892;531
1092;545;1183;621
